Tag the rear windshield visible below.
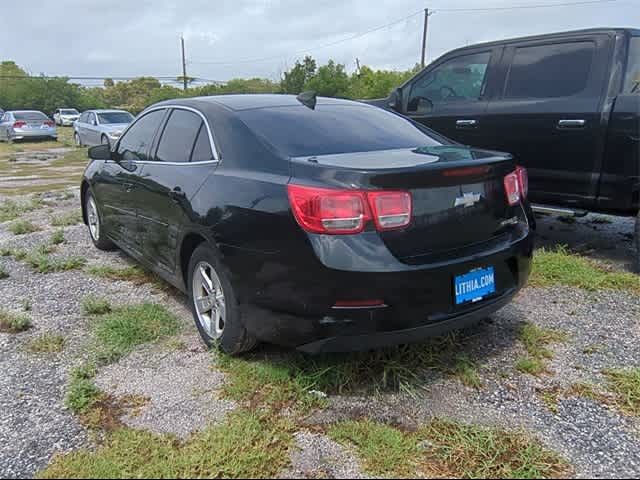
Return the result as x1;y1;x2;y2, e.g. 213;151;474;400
98;112;134;124
238;104;442;157
14;112;48;121
61;109;79;115
624;37;640;94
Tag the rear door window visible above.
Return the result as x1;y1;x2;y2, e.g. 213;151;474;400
504;41;595;98
190;124;215;162
624;37;640;94
116;109;165;161
155;109;203;163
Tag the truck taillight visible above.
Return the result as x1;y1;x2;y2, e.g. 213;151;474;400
504;166;528;206
287;184;412;235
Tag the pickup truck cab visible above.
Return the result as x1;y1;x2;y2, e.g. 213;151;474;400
371;28;640;269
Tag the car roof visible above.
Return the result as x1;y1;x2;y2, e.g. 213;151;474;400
153;94;369;112
441;27;639;55
7;110;46;114
87;109;131;114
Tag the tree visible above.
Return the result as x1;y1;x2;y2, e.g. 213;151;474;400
280;56;316;94
305;60;349;97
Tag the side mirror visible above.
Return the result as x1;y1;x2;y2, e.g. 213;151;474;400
88;144;112;161
388;88;402;111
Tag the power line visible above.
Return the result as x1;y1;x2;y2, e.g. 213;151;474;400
187;0;618;66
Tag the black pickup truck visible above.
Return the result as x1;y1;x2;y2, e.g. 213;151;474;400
369;28;640;269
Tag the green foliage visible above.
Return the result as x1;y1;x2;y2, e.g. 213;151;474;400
531;246;640;293
0;309;32;333
38;411;294;479
50;229;65;245
81;295;112;315
27;333;66;354
0;263;8;279
65;365;100;413
516;323;568;376
86;264;152;284
1;56;419;115
603;368;640;417
25;245;86;273
92;303;179;363
8;219;40;235
51;210;83;227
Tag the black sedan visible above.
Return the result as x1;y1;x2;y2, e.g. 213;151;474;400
81;94;534;354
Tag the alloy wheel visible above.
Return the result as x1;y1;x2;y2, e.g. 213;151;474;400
87;196;100;241
192;261;226;339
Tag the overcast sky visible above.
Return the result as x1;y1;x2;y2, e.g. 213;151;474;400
0;0;637;84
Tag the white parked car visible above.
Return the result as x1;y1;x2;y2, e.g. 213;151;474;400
53;108;80;126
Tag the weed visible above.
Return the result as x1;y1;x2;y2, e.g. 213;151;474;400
86;265;152;284
81;296;112;315
0;264;8;279
51;210;83;227
516;356;547;376
516;323;567;376
9;219;40;235
27;333;66;354
451;355;482;389
50;229;65;245
0;310;32;333
603;368;640;417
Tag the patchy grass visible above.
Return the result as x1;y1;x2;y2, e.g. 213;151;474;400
81;295;112;316
38;411;294;479
50;210;83;227
417;419;569;478
516;323;567;376
451;355;482;389
21;298;32;311
92;303;180;363
65;364;100;414
603;368;640;417
0;263;8;279
219;334;468;400
0;309;32;333
8;219;40;235
328;420;418;477
50;229;65;245
27;333;66;354
25;245;86;273
530;246;640;293
86;265;152;285
328;419;569;479
0;197;41;222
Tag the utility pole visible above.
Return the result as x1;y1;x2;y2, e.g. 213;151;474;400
420;8;430;69
181;36;188;91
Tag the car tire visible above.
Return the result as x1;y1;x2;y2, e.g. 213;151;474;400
635;210;640;273
188;243;257;355
101;135;110;148
74;132;82;147
85;191;116;251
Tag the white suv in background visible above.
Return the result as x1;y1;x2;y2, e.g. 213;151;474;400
53;108;80;126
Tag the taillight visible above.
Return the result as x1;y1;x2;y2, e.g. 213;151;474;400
515;165;528;199
44;120;55;127
504;166;528;206
287;185;370;234
367;191;412;230
287;184;412;235
13;121;26;128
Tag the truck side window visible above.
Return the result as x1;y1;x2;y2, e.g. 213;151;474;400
407;52;491;113
623;37;640;94
504;42;594;99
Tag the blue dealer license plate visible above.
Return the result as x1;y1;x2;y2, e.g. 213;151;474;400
454;267;496;305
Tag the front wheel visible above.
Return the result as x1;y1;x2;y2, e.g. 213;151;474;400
188;244;257;355
85;192;116;251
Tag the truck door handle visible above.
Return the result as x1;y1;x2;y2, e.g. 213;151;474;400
557;119;586;129
456;119;478;128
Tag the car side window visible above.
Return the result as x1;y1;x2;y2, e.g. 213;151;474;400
504;41;594;99
624;37;640;94
116;110;165;162
155;109;202;163
190;124;215;162
407;51;491;113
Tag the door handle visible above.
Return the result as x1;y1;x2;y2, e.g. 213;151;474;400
123;182;135;193
456;119;478;128
557;119;586;129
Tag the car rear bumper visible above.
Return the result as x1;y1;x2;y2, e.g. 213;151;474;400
232;222;534;353
11;128;57;139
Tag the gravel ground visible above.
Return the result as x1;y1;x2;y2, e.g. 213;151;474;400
1;185;639;478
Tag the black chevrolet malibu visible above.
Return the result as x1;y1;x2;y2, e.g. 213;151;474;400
81;94;534;355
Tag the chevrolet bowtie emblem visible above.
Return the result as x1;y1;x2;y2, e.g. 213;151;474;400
454;192;481;208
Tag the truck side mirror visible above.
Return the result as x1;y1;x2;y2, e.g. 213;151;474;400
388;88;402;112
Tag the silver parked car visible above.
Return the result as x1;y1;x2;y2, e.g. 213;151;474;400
0;110;57;142
73;109;134;147
53;108;80;126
